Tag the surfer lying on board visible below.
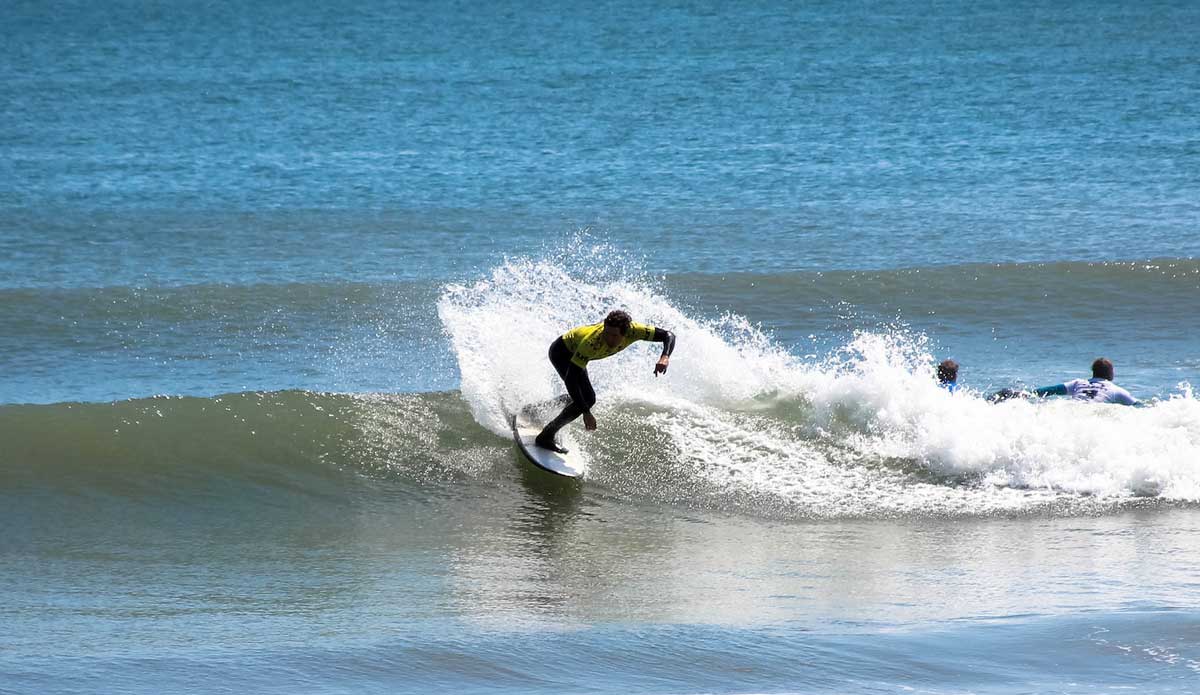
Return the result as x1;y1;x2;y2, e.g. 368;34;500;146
988;357;1140;406
535;310;676;453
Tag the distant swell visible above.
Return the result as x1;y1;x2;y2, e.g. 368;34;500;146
3;260;1196;331
666;258;1200;328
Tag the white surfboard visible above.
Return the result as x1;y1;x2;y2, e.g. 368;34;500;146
509;406;587;478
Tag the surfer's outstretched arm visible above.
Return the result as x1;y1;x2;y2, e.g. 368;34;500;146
988;384;1063;403
987;387;1029;403
651;328;675;376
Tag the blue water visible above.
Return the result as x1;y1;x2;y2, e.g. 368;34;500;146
5;0;1198;267
3;0;1200;693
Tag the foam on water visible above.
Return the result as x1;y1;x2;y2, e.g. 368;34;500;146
792;333;1200;499
439;245;1200;516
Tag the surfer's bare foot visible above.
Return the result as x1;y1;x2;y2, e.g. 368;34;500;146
535;434;568;454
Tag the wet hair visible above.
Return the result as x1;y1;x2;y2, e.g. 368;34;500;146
1092;357;1114;380
603;310;632;335
937;359;959;384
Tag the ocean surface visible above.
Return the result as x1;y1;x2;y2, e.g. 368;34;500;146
3;0;1199;693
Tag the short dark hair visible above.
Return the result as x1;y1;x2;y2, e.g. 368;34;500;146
937;359;958;384
1092;357;1114;380
604;310;632;334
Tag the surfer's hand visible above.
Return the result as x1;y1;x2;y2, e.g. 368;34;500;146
654;356;670;376
583;413;597;431
987;388;1025;403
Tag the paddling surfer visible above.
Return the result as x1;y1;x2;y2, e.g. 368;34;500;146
535;310;676;453
989;357;1139;406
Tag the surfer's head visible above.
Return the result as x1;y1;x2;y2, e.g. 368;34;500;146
1092;357;1114;381
602;310;632;347
937;359;958;385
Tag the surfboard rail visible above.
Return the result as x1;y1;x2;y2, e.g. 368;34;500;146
509;408;586;478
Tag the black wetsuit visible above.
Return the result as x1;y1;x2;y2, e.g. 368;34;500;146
536;327;676;450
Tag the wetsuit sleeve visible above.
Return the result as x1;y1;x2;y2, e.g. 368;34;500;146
652;327;675;358
1033;384;1068;397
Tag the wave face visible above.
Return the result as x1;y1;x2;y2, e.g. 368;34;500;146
0;391;496;501
4;385;1200;523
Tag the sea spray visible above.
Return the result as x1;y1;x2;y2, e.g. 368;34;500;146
438;248;1200;514
436;239;803;435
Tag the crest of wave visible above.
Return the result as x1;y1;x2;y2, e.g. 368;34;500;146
436;240;802;436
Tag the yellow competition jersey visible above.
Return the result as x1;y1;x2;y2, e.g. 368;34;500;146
562;322;656;367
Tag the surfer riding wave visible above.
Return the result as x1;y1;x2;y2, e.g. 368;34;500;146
536;310;676;453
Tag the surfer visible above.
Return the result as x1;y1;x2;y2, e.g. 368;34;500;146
535;310;676;453
937;359;959;393
989;357;1139;405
